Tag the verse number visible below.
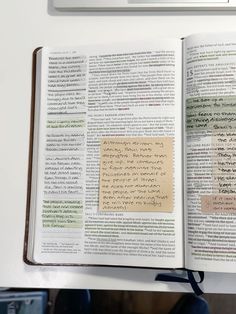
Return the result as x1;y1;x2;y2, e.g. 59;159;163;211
187;69;194;78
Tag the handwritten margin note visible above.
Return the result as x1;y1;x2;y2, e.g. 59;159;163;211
201;132;236;214
186;96;236;132
201;195;236;214
99;137;174;212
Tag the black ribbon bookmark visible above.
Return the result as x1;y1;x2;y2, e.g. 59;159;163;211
155;270;204;295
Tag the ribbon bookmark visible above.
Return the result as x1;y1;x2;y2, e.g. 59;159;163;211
155;270;204;295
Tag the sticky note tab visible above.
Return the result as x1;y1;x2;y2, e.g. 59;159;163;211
201;195;236;214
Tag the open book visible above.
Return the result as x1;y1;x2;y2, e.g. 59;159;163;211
25;33;236;272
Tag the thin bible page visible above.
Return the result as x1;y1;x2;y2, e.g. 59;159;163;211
31;40;184;268
184;33;236;272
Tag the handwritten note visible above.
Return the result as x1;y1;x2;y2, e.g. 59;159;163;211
186;96;236;214
186;96;236;131
99;137;173;212
201;195;236;214
212;132;236;195
201;132;236;213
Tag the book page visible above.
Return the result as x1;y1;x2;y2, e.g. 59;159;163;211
184;33;236;272
31;39;183;268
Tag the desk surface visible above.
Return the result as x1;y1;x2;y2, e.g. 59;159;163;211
1;0;236;293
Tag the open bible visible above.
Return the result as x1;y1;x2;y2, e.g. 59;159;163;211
25;33;236;272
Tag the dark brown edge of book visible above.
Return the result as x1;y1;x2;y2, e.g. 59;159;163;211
23;47;42;266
